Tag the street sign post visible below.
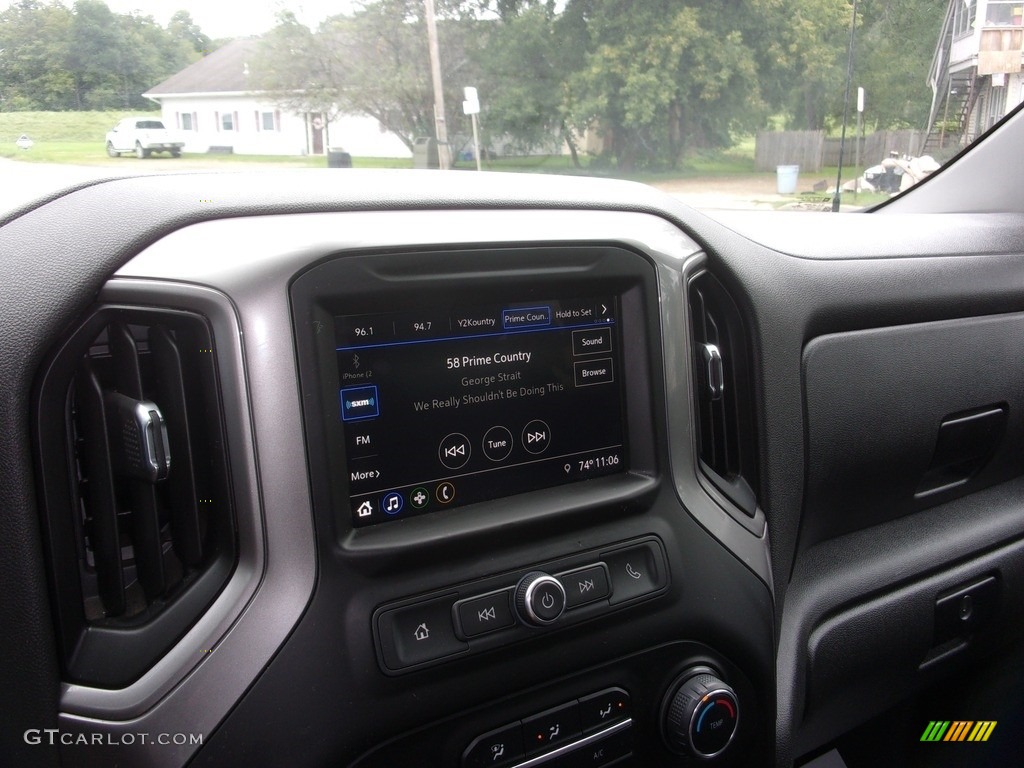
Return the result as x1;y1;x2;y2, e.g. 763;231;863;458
855;87;864;195
463;86;482;172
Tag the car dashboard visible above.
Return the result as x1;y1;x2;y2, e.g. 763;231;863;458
3;168;1024;767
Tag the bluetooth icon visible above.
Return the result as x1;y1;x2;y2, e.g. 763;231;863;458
352;353;361;370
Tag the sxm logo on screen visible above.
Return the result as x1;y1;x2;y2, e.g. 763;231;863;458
920;721;997;742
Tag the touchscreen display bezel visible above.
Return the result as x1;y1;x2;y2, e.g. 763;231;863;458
290;244;659;548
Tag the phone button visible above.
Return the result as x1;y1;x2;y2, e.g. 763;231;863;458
602;542;667;605
436;481;456;504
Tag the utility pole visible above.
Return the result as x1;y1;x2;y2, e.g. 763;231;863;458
832;0;858;212
424;0;451;170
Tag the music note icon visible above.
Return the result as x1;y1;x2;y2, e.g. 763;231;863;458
382;492;403;515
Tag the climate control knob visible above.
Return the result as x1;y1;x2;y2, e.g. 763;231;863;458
514;571;566;626
662;668;739;759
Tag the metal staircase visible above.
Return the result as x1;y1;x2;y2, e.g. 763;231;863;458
923;69;979;154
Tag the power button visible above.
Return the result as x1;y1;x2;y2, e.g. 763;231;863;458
514;572;567;626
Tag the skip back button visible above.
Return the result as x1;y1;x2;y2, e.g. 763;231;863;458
455;590;516;638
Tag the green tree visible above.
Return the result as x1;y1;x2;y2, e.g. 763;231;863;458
855;0;946;129
0;0;76;110
253;1;480;152
67;0;123;108
752;0;943;131
562;0;768;169
169;10;213;56
0;0;205;111
112;11;197;109
751;0;854;130
472;2;585;159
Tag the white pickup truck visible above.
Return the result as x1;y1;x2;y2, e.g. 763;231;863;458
106;117;185;159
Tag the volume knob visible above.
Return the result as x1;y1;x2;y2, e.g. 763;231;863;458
514;571;566;626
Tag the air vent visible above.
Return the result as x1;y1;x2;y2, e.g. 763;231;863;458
688;271;758;517
34;306;235;688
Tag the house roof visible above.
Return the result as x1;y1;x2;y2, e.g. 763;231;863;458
144;39;261;97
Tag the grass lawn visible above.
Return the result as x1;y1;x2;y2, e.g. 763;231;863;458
0;110;148;142
452;154;588;174
0;141;149;165
0;111;857;181
0;111;890;210
0;111;415;168
0;140;414;168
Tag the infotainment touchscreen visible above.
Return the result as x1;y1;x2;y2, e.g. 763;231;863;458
336;297;627;527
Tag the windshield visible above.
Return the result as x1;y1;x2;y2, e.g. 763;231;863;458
0;0;1019;214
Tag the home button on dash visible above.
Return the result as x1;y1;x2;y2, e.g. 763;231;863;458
377;596;468;670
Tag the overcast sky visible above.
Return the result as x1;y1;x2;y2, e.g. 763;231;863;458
5;1;357;39
110;0;360;38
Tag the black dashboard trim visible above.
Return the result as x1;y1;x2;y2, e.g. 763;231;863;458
6;170;1024;767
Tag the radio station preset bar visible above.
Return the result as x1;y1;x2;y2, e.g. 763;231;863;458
336;299;616;350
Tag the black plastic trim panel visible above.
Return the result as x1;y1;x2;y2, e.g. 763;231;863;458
371;537;669;674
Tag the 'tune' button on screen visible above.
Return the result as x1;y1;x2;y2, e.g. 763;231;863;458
341;385;380;421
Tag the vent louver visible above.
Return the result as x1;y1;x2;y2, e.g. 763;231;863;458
35;307;235;688
688;271;758;517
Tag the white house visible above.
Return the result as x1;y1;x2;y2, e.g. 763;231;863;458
143;39;411;158
925;0;1024;153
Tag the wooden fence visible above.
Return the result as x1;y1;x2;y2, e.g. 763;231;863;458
756;129;925;173
821;130;924;167
754;130;824;172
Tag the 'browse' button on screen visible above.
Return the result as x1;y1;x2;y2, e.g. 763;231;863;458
574;358;614;387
